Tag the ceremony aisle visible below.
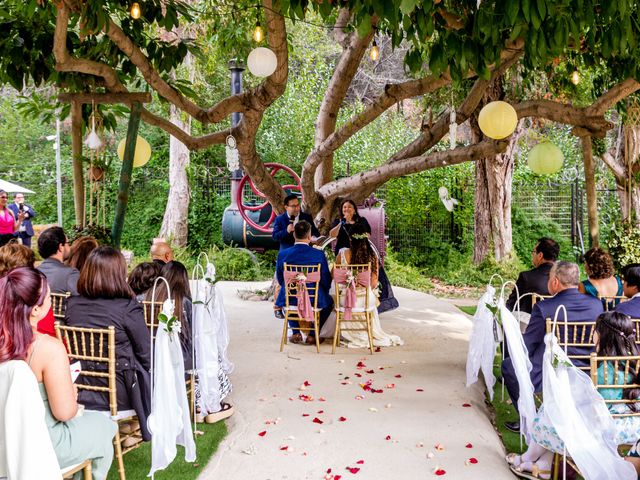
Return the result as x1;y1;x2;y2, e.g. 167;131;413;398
200;282;514;479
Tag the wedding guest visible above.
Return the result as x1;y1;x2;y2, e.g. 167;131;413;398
150;238;174;265
65;246;152;442
275;221;333;344
501;261;603;433
506;237;559;314
0;189;24;247
579;247;623;309
0;267;116;479
616;265;640;319
37;226;79;295
66;236;98;273
272;194;319;251
128;261;162;301
8;193;35;247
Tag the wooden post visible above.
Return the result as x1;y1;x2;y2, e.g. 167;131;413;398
111;102;142;249
71;101;85;228
582;135;600;247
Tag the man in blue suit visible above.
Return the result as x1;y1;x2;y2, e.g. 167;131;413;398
272;194;320;251
275;220;333;344
8;193;35;248
616;265;640;318
501;261;603;432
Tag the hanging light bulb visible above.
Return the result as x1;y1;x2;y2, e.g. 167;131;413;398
253;20;264;43
130;2;141;19
570;70;580;85
370;39;380;62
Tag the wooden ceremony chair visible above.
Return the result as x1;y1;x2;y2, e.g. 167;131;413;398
280;263;322;353
531;293;552;307
61;459;92;479
54;322;140;480
599;295;628;312
333;263;374;355
631;318;640;345
545;318;596;371
50;291;70;319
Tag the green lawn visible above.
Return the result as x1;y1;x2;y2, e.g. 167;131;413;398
107;421;227;480
457;305;477;316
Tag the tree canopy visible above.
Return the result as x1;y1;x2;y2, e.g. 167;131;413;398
3;0;640;223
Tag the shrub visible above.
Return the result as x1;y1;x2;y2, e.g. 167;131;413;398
607;222;640;271
384;249;434;293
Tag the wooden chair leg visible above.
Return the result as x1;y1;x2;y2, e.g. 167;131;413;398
83;461;92;480
332;314;340;354
314;314;320;353
280;315;289;352
114;430;126;480
552;452;559;480
367;313;374;354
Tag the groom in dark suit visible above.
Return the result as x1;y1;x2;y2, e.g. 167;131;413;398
8;193;36;248
272;194;320;251
275;220;333;344
501;261;603;433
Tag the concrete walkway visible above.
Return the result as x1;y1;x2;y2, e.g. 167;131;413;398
200;282;514;480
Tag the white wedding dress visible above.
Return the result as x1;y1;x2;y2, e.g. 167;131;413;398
319;249;403;348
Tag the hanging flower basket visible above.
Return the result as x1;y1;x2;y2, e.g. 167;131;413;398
88;165;105;182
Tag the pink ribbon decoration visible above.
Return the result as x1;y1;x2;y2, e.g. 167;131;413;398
334;269;371;320
284;270;321;323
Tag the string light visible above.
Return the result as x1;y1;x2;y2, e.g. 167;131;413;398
570;70;580;85
370;39;380;62
130;2;141;19
253;20;264;42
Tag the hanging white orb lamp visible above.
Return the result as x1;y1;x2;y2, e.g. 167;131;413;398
527;142;564;175
247;47;278;77
478;101;518;139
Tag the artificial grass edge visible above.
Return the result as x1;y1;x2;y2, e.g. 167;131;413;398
106;421;228;480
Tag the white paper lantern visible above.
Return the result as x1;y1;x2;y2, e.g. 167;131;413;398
247;47;278;77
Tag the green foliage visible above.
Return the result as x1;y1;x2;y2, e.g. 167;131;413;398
203;245;271;281
384;249;433;293
606;222;640;271
511;206;574;268
187;191;229;254
70;224;112;245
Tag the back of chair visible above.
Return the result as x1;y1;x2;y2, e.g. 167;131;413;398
54;322;118;416
50;292;70;319
141;300;162;341
334;263;372;310
283;263;321;310
598;295;627;312
632;318;640;345
531;293;552;307
590;353;640;417
546;318;596;370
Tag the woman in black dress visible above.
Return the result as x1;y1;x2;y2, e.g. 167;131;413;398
329;199;399;313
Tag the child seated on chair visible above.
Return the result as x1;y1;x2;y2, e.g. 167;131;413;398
506;311;640;479
0;267;117;479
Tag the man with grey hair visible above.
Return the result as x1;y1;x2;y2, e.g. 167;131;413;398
501;261;603;433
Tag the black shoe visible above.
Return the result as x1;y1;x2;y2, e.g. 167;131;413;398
504;421;520;433
274;309;284;319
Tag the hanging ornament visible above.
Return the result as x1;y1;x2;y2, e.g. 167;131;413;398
117;136;152;168
449;108;457;150
478;101;518;139
438;186;459;212
84;103;104;150
527;142;564;175
130;2;141;19
570;70;580;85
225;135;240;172
247;47;277;77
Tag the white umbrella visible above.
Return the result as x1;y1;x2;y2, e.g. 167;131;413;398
0;179;35;194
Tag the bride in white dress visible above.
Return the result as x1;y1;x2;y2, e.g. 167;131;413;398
319;227;403;348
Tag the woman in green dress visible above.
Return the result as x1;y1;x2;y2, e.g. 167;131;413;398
0;267;117;479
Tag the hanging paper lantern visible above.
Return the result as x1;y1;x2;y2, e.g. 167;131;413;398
117;136;151;168
527;142;564;175
247;47;278;77
478;101;518;139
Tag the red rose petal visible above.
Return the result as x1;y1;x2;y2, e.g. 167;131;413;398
468;457;478;464
334;476;342;480
356;460;364;464
279;445;288;451
304;380;311;387
327;468;332;473
258;431;266;437
465;443;473;448
356;361;366;369
435;469;446;476
317;410;324;414
313;417;324;424
339;416;347;422
354;373;362;378
346;467;360;474
385;435;391;440
416;388;424;392
375;347;381;352
395;374;402;378
462;403;472;407
302;413;309;417
366;369;375;374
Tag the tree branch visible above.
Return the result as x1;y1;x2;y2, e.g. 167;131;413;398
601;150;627;183
317;139;509;200
588;78;640;116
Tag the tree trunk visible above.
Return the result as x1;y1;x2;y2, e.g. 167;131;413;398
582;136;600;246
471;78;520;264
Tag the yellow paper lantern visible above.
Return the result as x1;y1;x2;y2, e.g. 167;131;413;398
478;101;518;139
527;142;564;175
117;136;151;168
